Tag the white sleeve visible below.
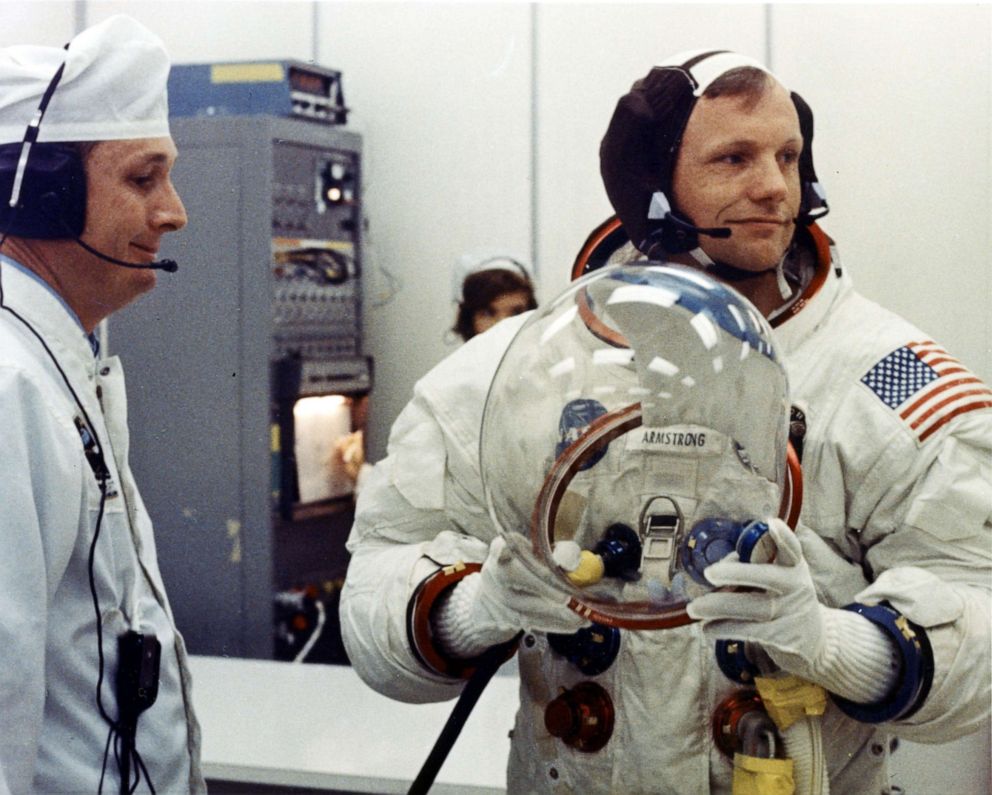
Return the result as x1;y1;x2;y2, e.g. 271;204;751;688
862;415;992;742
339;396;489;703
0;366;83;792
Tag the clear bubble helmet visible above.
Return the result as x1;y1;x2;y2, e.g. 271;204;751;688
481;263;802;630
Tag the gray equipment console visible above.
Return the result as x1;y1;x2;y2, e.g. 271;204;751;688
111;116;369;659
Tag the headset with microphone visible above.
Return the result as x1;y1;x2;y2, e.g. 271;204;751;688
71;227;178;272
599;50;829;266
644;188;731;256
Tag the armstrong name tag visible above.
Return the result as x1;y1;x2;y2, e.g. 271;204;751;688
626;424;722;454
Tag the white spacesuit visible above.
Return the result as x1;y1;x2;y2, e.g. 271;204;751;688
341;223;991;792
340;50;991;794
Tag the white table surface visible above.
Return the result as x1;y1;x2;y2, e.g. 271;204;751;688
189;655;517;794
189;655;991;795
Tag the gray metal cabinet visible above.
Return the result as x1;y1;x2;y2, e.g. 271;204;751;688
111;116;367;659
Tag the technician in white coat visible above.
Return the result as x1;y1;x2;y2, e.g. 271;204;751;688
0;16;204;794
341;51;991;793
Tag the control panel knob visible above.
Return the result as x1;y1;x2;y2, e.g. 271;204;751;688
544;681;614;753
547;623;621;676
711;689;773;759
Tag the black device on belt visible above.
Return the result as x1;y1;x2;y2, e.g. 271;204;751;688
116;630;161;794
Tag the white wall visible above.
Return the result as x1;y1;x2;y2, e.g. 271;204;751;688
3;1;988;457
2;4;989;789
316;3;533;459
0;0;76;43
771;3;992;391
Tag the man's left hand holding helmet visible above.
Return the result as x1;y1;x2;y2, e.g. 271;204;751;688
688;518;901;706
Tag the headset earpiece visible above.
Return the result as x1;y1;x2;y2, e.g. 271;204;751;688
0;142;86;239
790;91;829;225
645;212;697;257
38;189;67;226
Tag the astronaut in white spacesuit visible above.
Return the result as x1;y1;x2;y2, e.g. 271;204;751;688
0;16;203;794
340;50;991;794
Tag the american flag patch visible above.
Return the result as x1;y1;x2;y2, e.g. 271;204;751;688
861;341;992;443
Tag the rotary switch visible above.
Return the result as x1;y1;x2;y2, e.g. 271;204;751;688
711;689;773;759
544;681;615;753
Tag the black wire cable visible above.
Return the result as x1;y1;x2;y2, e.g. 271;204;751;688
98;726;115;793
117;714;155;795
407;634;521;795
132;746;155;795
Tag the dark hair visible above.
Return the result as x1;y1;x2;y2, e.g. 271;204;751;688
453;268;537;341
702;66;773;108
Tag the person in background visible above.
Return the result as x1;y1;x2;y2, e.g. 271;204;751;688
0;16;205;794
340;50;990;794
452;256;537;341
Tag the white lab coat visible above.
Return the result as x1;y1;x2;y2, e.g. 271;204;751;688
340;231;991;794
0;260;204;794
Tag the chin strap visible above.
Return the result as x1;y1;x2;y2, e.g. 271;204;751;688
695;247;793;304
688;245;716;269
775;257;793;300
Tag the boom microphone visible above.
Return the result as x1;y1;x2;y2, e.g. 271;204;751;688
31;194;180;273
648;191;731;240
73;235;178;273
663;211;732;240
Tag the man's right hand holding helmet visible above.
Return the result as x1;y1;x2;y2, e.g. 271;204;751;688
432;535;590;660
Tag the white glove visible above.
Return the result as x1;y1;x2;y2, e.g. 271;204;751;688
686;518;899;703
433;535;589;659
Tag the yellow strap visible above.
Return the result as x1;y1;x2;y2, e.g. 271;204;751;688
754;674;827;731
732;753;795;795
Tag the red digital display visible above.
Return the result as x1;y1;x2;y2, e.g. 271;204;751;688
289;67;329;97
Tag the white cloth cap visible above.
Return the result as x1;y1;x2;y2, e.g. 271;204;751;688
0;15;170;145
656;49;772;97
452;252;532;301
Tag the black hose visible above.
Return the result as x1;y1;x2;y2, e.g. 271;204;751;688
407;635;521;795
